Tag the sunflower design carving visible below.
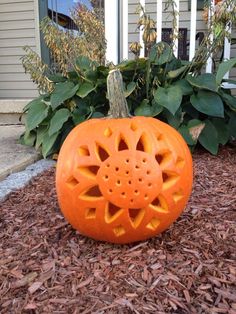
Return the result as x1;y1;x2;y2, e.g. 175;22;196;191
56;117;193;243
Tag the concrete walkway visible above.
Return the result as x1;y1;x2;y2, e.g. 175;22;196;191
0;125;41;181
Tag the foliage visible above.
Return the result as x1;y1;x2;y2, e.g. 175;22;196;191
21;3;106;92
21;46;236;157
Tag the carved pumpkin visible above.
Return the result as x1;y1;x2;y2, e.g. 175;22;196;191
56;70;193;244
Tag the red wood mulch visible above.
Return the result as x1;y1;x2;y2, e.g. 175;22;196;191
0;147;236;314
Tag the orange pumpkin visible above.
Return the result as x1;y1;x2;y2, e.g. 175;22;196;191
56;70;193;244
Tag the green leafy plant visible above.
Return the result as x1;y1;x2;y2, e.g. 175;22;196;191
21;45;236;157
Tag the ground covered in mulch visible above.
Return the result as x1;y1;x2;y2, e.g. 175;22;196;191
0;147;236;314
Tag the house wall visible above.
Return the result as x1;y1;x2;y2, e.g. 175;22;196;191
128;0;236;82
0;0;40;102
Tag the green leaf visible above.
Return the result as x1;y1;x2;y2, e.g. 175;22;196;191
187;119;205;142
220;92;236;111
216;58;236;85
198;120;219;155
190;90;224;118
51;82;79;110
211;118;229;145
167;65;187;79
72;113;86;125
26;101;49;131
47;73;66;82
35;125;48;150
23;96;46;113
20;130;36;146
91;112;105;118
154;85;183;115
134;99;163;117
124;82;136;97
228;112;236;137
150;42;174;65
164;108;183;129
42;131;60;158
134;99;152;116
178;125;196;146
75;56;92;72
77;82;95;98
173;79;193;95
187;73;218;92
48;108;71;136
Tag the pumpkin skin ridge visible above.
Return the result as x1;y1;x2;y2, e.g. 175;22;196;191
56;116;193;244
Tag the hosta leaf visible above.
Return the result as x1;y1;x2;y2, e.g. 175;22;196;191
35;125;48;150
198;120;219;155
187;73;218;92
134;99;152;116
190;90;224;118
77;82;95;98
26;101;49;131
221;92;236;111
124;82;136;97
23;96;46;113
134;99;163;117
150;42;173;65
154;85;183;115
47;73;66;82
173;79;193;95
178;125;195;145
216;58;236;85
187;119;205;142
167;65;187;79
75;56;92;72
48;108;71;136
20;130;36;147
51;82;79;110
228;112;236;137
211;118;230;145
42;131;60;158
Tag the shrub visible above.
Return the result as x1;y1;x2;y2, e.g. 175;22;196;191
21;47;236;157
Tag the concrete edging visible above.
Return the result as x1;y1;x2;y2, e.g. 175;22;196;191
0;159;56;203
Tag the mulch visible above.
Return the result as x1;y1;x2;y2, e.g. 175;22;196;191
0;147;236;314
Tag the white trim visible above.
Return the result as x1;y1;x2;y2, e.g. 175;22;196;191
105;0;119;64
122;0;129;60
156;0;162;43
222;82;236;89
189;0;197;61
139;0;145;58
173;0;179;57
34;0;41;57
206;0;215;73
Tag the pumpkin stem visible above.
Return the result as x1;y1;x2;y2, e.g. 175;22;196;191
107;69;131;118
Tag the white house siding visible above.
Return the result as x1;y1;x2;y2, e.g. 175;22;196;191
128;0;236;82
0;0;40;100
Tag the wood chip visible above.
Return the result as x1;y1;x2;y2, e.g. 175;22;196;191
0;146;236;313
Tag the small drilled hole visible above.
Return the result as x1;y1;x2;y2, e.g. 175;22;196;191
115;167;119;172
130;199;134;203
135;165;140;169
106;163;110;168
142;158;147;163
126;159;129;163
108;189;113;194
126;171;129;175
121;192;126;197
148;183;152;187
144;194;148;199
139;178;142;182
147;170;151;175
104;175;109;180
116;180;121;186
128;180;132;185
134;190;139;195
